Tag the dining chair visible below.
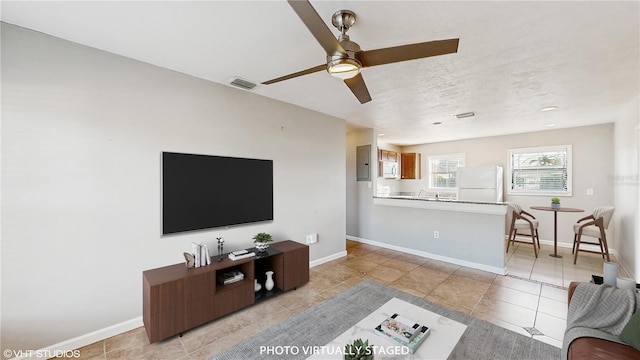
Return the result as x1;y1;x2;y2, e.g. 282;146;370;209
572;206;615;264
506;202;541;257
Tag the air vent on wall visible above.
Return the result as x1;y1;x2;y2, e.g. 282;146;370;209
229;77;257;90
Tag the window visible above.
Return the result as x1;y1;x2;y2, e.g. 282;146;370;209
428;153;465;189
508;145;572;196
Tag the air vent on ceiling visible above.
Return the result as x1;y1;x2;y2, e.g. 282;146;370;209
229;77;257;90
454;111;476;119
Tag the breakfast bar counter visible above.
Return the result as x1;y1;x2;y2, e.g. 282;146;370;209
360;196;508;274
373;196;507;215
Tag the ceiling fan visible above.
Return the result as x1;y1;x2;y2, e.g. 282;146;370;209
262;0;459;104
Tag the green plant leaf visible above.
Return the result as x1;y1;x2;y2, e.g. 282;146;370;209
252;232;273;243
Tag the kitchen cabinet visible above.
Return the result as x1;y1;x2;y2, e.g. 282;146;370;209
378;149;397;162
378;148;398;178
401;153;421;179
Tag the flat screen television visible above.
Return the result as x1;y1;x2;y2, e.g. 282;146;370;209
162;152;273;235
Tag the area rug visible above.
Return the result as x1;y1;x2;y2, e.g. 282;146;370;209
210;280;561;359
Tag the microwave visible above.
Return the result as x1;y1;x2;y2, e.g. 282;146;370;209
381;161;397;178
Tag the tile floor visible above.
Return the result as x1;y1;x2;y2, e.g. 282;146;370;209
506;239;628;288
71;239;626;359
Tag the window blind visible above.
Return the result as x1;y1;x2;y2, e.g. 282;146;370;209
510;148;569;192
429;155;465;188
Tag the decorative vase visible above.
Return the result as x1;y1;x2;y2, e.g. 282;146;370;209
255;242;269;252
254;279;262;292
265;271;274;291
551;203;560;209
603;261;618;286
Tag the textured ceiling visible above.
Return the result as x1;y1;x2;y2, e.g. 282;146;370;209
2;1;638;145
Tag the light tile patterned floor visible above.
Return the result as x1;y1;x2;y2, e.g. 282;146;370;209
505;240;628;288
68;240;626;359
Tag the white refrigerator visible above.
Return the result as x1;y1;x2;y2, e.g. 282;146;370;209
457;166;504;202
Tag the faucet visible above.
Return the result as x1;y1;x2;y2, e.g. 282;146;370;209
435;193;440;200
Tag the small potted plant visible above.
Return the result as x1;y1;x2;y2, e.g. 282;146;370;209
253;232;273;252
551;197;561;209
344;338;374;360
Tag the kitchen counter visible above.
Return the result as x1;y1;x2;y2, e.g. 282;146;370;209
373;195;507;215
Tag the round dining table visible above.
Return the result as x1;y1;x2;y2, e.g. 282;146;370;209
530;206;584;258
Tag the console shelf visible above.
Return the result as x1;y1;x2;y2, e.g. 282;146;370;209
142;240;309;343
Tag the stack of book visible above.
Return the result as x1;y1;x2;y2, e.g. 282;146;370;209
191;242;211;267
374;313;430;354
228;249;256;261
217;270;244;285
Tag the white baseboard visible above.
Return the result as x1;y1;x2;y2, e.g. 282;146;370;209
516;236;620;255
346;235;368;243
17;317;143;360
347;235;506;275
517;236;619;255
310;250;347;268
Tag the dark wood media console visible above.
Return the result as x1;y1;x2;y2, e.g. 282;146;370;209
142;240;309;343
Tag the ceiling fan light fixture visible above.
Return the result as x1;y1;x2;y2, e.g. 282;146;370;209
327;58;361;80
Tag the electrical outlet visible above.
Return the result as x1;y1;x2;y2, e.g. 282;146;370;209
306;234;318;244
433;231;440;239
586;188;594;196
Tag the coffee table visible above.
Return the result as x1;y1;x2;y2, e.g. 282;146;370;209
307;297;467;359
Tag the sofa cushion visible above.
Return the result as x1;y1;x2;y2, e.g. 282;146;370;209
619;311;640;351
569;337;639;360
566;283;635;336
563;283;638;360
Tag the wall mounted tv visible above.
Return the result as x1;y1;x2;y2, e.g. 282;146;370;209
162;152;273;235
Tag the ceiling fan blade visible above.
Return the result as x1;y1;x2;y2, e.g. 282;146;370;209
288;0;346;56
344;73;372;104
262;64;326;85
357;38;459;67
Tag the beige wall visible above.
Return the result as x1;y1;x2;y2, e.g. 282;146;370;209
614;95;640;281
394;124;615;249
1;23;346;352
370;105;640;281
346;125;615;272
